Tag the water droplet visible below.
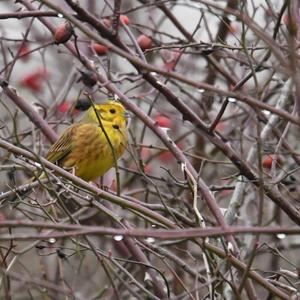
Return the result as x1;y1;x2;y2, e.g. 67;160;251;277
277;233;286;239
144;272;152;282
197;88;205;93
228;97;236;103
34;162;41;167
114;235;123;241
151;224;156;228
227;242;234;252
181;162;187;172
146;237;155;243
262;110;270;115
48;238;56;244
220;208;227;215
58;13;64;18
228;15;236;21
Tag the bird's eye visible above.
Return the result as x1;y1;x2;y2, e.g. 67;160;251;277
110;108;116;114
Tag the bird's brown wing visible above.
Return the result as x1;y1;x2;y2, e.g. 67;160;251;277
46;124;79;164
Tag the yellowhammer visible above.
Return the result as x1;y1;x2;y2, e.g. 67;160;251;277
46;100;128;181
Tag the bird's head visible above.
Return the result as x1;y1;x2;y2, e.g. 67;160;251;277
83;100;129;130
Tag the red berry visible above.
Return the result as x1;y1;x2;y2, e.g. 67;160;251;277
92;42;108;55
120;15;130;26
215;122;225;132
19;69;49;92
229;22;238;34
54;21;73;44
58;101;80;116
159;150;172;162
159;142;183;162
20;75;41;91
18;43;30;61
155;114;172;128
58;101;71;113
262;155;275;168
137;35;153;51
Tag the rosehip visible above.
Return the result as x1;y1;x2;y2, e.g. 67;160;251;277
155;114;172;128
58;101;71;113
18;43;30;61
54;21;73;44
137;35;153;51
58;101;80;116
20;76;41;91
92;42;108;55
159;142;183;162
262;155;277;168
215;122;225;132
19;69;49;92
229;22;238;34
120;15;130;26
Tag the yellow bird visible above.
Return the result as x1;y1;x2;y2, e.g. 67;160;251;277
46;100;128;181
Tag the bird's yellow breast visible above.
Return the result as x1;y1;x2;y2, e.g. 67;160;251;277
60;122;127;181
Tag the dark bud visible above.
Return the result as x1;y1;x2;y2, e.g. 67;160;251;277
75;98;92;111
56;249;67;259
201;48;216;55
77;70;97;88
35;244;46;250
7;166;16;185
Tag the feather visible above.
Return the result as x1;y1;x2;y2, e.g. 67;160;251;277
46;124;79;164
